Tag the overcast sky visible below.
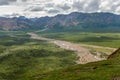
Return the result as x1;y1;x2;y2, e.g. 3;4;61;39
0;0;120;18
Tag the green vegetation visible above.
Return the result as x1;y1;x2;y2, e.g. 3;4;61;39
37;32;120;48
90;49;108;58
0;31;78;80
32;51;120;80
0;30;120;80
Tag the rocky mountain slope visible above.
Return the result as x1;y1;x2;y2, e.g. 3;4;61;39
0;12;120;31
0;17;33;30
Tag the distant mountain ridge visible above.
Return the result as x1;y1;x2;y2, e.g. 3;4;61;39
0;12;120;32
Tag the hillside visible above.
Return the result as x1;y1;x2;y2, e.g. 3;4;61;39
0;17;33;30
32;49;120;80
0;12;120;32
0;31;78;80
0;31;119;80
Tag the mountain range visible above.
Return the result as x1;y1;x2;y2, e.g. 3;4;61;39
0;12;120;32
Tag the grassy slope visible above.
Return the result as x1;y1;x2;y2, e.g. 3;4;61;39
0;31;78;80
34;52;120;80
31;31;120;80
37;32;120;48
0;31;120;80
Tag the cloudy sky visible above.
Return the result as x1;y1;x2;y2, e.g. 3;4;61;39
0;0;120;17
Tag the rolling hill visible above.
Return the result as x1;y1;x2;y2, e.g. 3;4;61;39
32;49;120;80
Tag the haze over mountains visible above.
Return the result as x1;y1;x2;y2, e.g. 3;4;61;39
0;12;120;32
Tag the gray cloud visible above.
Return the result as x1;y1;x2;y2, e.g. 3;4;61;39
57;4;71;10
0;0;120;17
72;1;84;11
99;0;120;13
21;0;27;2
72;0;100;12
84;0;100;12
0;0;17;5
30;7;44;12
45;3;54;7
47;9;60;14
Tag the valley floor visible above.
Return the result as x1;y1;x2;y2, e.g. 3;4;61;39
28;32;115;64
0;31;78;80
0;31;119;80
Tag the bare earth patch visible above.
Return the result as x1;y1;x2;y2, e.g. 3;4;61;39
28;32;116;64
